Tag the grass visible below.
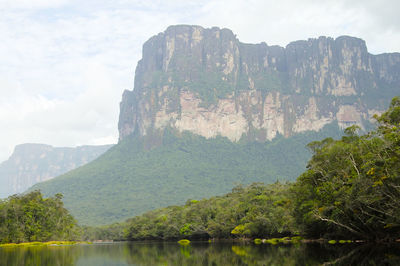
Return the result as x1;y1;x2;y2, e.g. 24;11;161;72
0;241;92;248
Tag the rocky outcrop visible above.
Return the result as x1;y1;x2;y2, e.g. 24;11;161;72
119;25;400;142
0;143;113;198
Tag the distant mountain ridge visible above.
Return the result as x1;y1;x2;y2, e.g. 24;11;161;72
0;143;113;198
31;25;399;225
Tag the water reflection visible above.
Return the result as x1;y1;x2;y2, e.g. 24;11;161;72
0;241;399;265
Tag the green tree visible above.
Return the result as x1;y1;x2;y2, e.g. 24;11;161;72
0;191;80;243
292;97;400;240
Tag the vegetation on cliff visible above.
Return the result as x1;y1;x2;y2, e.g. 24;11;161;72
116;97;400;241
30;27;400;227
3;98;399;243
31;124;341;225
293;96;400;241
0;191;80;243
119;26;400;145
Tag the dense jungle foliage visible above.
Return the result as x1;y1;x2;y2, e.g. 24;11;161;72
5;97;399;243
124;182;294;240
0;191;80;243
118;97;400;241
293;96;400;241
31;123;341;225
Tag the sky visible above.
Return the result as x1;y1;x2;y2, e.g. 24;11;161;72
0;0;399;161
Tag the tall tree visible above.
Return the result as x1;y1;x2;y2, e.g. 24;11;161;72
292;97;400;240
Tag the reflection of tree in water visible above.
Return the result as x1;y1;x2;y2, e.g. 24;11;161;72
122;242;400;266
321;244;400;266
0;245;80;266
0;243;128;266
122;242;325;265
180;245;192;258
1;242;400;265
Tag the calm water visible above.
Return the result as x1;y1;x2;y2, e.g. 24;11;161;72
1;241;400;266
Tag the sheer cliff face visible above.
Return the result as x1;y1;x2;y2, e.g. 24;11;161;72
119;25;400;142
0;143;113;198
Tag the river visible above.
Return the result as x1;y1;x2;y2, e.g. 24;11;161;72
1;241;399;265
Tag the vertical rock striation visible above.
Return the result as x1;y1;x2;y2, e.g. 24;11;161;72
119;25;400;143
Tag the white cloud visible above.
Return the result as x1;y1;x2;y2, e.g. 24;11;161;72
0;0;399;161
0;0;69;9
194;0;400;54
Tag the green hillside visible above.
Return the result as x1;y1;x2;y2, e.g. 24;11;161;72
31;125;342;225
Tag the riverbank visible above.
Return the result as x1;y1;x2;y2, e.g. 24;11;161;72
174;236;400;245
0;241;92;248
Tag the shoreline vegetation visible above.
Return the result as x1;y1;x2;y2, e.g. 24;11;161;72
2;237;398;249
0;241;91;248
1;97;399;245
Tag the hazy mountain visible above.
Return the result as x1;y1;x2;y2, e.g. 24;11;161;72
30;25;399;225
0;143;113;198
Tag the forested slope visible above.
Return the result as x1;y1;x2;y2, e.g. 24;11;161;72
31;124;341;225
119;97;400;241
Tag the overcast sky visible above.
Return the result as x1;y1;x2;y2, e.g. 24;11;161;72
0;0;399;161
